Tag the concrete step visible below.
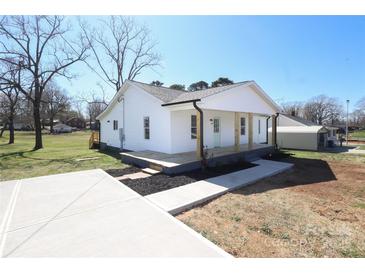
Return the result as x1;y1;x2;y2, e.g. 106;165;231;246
142;168;162;175
149;163;163;172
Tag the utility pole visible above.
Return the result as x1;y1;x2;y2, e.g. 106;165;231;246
346;99;349;146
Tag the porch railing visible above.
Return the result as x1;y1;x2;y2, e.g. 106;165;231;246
89;131;100;149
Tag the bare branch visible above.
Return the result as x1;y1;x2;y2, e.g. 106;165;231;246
0;16;88;149
80;16;161;93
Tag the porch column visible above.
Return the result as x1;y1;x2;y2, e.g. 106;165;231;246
196;110;202;159
248;112;253;149
271;114;277;147
234;112;240;151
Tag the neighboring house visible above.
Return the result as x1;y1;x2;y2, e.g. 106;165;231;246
53;123;72;133
13;121;33;131
269;113;339;150
96;80;280;157
66;117;86;129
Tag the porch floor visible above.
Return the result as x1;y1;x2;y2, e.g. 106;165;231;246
121;143;272;168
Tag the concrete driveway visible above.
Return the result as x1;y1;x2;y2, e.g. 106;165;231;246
0;170;229;257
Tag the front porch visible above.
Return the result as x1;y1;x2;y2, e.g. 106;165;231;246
121;143;274;174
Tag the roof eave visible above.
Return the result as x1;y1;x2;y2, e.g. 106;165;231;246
96;82;130;120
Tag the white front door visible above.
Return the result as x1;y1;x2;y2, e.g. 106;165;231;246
213;117;221;147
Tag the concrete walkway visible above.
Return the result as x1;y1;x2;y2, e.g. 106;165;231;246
0;170;229;257
146;160;293;215
346;147;365;155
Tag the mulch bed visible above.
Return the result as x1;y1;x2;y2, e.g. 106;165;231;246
120;161;256;196
104;166;141;177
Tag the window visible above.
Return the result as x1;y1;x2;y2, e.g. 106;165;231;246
240;117;246;135
213;118;220;133
144;117;150;139
191;115;197;139
258;120;261;134
113;120;118;130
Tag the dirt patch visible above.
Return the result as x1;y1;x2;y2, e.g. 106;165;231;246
177;157;365;257
120;161;256;196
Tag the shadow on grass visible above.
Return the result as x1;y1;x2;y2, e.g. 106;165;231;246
97;149;122;160
234;157;337;196
0;149;76;165
322;146;357;153
0;150;34;158
1;147;121;166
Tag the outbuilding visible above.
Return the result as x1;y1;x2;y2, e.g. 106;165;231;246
269;125;329;150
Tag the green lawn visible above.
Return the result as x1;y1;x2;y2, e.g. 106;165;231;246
0;131;126;181
356;145;365;150
351;130;365;138
281;149;365;164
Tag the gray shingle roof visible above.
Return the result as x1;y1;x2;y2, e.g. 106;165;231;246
129;81;185;103
128;80;252;105
281;113;318;126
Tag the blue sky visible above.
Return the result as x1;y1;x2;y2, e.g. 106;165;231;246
61;16;365;110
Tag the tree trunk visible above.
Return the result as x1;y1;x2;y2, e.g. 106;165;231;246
0;121;8;138
33;99;43;150
8;115;14;144
50;115;54;133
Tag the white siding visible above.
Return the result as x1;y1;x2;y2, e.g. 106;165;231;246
201;85;277;115
123;86;172;153
100;85;172;153
170;109;197;153
99;100;124;149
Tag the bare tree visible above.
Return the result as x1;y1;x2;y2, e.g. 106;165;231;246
78;85;108;128
42;81;70;133
0;16;88;150
86;100;107;129
351;109;365;127
356;97;365;111
0;61;20;143
303;95;343;125
352;97;365;127
80;16;161;92
0;94;9;137
281;101;303;116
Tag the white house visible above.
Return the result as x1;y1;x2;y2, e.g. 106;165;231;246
269;113;339;150
96;80;280;158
